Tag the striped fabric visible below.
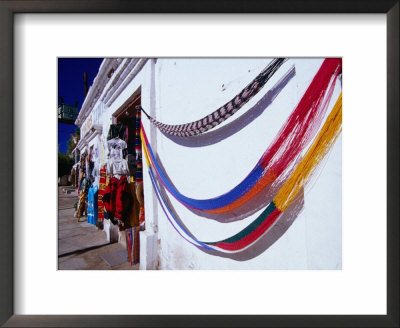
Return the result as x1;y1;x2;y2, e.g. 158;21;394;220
143;58;287;137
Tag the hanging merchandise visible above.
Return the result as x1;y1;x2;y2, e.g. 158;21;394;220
107;122;126;140
125;226;140;265
103;131;133;228
91;144;101;187
75;176;89;220
97;165;107;221
143;93;342;253
87;184;98;225
141;58;287;137
86;148;95;185
141;58;342;213
106;157;130;179
128;177;140;227
107;135;130;180
136;182;145;227
102;176;133;226
135;106;143;183
126;154;137;177
77;153;87;194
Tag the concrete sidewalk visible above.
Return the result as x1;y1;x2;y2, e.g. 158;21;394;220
58;187;138;270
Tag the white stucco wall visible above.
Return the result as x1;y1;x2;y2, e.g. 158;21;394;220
142;58;342;270
87;58;342;270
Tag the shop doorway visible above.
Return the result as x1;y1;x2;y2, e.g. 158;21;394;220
112;92;144;265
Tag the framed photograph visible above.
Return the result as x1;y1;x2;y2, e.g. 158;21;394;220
1;1;398;327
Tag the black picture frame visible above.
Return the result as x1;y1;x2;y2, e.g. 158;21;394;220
0;1;398;327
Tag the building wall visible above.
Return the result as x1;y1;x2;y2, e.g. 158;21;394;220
86;58;342;270
145;58;342;269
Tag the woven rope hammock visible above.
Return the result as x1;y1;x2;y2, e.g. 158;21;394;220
141;58;287;137
141;58;342;214
143;93;342;253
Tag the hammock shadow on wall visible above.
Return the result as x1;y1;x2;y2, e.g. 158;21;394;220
203;188;304;261
160;64;296;148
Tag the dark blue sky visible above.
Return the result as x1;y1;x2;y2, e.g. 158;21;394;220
58;58;104;154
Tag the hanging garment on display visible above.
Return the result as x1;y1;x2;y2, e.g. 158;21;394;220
107;158;130;179
91;144;100;187
108;137;127;160
144;93;342;252
128;176;140;227
141;58;287;137
97;165;107;221
77;154;86;193
75;177;89;220
87;184;99;225
135;107;143;183
102;175;133;223
126;154;137;177
141;58;342;213
125;226;140;265
135;182;145;226
107;122;126;140
107;137;130;180
85;149;93;184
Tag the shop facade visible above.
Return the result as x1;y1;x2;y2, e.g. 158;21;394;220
73;58;342;270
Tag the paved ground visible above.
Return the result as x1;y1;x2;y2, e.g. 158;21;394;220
58;187;139;270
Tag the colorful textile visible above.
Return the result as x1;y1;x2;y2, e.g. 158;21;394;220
135;182;145;225
144;93;342;252
135;107;143;183
87;185;98;225
103;176;133;222
128;177;140;227
76;177;89;219
125;226;140;265
97;165;107;221
143;58;287;137
141;58;342;213
139;207;145;225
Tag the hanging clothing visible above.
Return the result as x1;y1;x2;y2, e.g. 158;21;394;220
77;154;87;193
125;226;140;265
107;138;127;153
135;182;145;226
126;153;137;177
106;158;130;179
135;107;143;183
102;175;133;222
87;184;98;225
108;138;127;168
139;207;145;226
107;122;126;140
97;165;107;221
128;177;140;227
76;177;89;219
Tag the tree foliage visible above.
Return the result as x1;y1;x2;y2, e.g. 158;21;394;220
67;128;80;155
58;152;74;177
